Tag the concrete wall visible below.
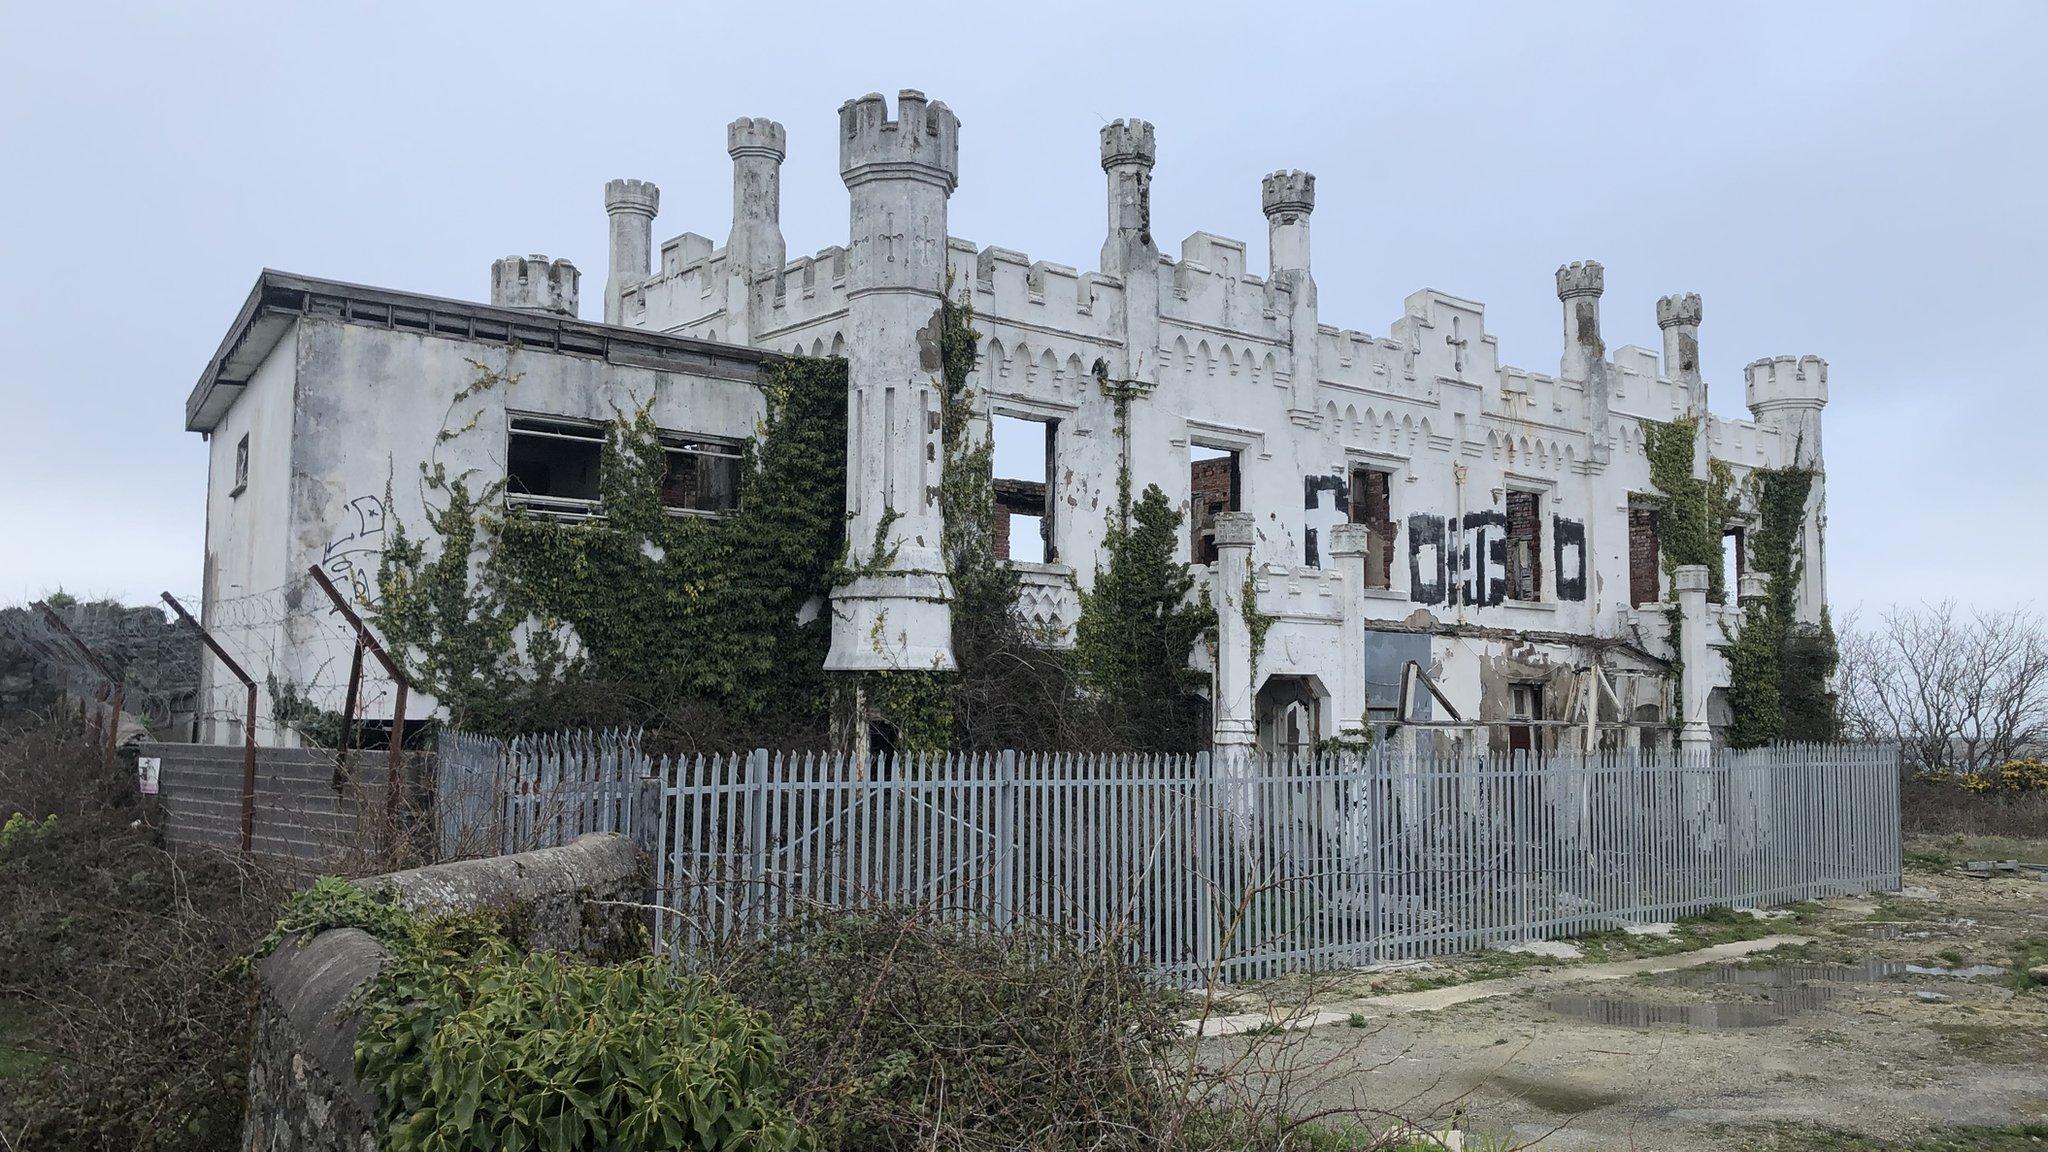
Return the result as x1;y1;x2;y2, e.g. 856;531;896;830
240;834;642;1152
140;740;417;869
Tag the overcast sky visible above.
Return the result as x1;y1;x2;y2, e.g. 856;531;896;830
2;1;2042;616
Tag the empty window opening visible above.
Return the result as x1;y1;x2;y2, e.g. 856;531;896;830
1348;466;1396;589
231;434;250;496
507;415;604;514
660;436;742;515
1190;445;1241;564
992;414;1056;563
1720;527;1745;604
1508;682;1544;760
1629;506;1660;607
1505;489;1543;602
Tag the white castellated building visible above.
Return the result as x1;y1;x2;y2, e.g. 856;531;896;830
598;90;1830;755
185;88;1828;756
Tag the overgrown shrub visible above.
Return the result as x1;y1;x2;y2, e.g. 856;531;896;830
262;879;809;1152
718;907;1183;1152
0;807;286;1151
1959;757;2048;795
0;708;128;820
1901;772;2048;838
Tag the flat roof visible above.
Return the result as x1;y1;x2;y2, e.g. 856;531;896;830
186;270;779;432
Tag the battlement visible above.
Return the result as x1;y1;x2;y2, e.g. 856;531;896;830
1100;118;1157;170
838;90;959;189
604;178;659;216
1745;355;1829;410
490;255;578;317
1556;260;1605;299
1261;170;1316;218
1656;291;1702;329
726;116;786;160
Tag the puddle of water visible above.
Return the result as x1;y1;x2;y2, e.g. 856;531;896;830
1669;961;2005;988
1548;985;1837;1029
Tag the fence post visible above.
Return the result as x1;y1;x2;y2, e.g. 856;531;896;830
1193;749;1215;986
994;749;1017;930
745;749;770;931
635;768;665;953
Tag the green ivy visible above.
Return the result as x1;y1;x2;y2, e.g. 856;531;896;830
373;357;848;738
1241;571;1273;676
256;880;809;1152
268;673;346;747
1728;464;1838;746
1640;416;1737;738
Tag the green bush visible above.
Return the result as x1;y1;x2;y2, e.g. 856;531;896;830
719;907;1182;1152
264;880;809;1152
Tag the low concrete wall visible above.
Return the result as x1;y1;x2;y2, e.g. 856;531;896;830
240;834;642;1152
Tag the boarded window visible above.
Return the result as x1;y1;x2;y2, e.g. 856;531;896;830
232;434;249;496
1347;466;1396;589
1190;446;1241;563
1505;490;1542;602
1629;507;1661;607
992;414;1056;563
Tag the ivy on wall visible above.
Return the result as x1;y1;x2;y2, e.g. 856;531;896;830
373;356;849;740
1728;464;1838;746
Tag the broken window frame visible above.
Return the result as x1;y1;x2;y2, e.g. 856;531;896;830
231;434;249;497
1628;502;1661;608
1720;525;1746;604
1189;442;1243;565
657;433;743;518
990;412;1058;565
505;412;743;521
1347;464;1397;590
1505;487;1544;603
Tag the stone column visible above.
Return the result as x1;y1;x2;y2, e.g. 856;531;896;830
603;179;659;325
1212;512;1257;752
723;117;786;346
1673;563;1713;753
1327;523;1372;742
1657;292;1705;415
1262;169;1320;425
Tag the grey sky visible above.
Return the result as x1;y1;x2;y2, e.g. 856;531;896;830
3;1;2042;615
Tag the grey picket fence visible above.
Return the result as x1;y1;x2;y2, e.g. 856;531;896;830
437;732;1901;986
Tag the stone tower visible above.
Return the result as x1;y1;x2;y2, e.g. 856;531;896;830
1746;355;1831;624
824;90;961;673
723;117;787;345
603;179;659;324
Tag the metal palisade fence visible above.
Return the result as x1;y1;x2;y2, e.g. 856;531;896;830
436;732;1902;986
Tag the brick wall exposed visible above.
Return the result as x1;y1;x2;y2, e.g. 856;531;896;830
1348;467;1396;587
1506;490;1542;600
1629;508;1661;606
1190;456;1236;562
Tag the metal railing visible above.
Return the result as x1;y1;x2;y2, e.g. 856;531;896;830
437;732;1902;986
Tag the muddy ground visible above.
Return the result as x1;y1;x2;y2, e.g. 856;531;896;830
1205;834;2048;1150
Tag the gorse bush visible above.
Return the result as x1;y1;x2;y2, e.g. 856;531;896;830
1959;757;2048;795
261;879;808;1152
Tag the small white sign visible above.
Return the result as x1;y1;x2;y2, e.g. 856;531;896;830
138;756;161;796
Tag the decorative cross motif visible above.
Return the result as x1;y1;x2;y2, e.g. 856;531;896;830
881;212;905;266
1446;316;1469;377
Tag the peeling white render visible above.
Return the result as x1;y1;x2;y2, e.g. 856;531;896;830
603;90;1830;755
185;270;773;746
186;88;1829;755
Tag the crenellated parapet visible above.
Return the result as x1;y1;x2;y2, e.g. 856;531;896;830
1656;292;1703;330
726;116;786;161
490;255;578;318
838;89;960;191
1555;260;1605;300
1260;170;1316;219
1099;118;1156;171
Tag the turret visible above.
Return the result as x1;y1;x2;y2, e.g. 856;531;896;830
1657;292;1705;414
1262;169;1320;422
724;117;787;343
490;255;579;318
825;90;961;674
1261;170;1315;275
603;179;659;324
1556;260;1610;461
1099;119;1156;272
1744;355;1828;468
1745;355;1831;626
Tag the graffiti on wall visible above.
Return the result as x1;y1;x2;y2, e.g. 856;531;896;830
1405;510;1587;608
320;495;387;606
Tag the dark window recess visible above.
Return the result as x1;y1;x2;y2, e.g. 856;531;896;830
507;416;604;514
1508;682;1545;760
231;434;250;496
1629;507;1661;607
660;437;742;514
1505;490;1542;602
1190;447;1240;563
991;415;1056;563
1348;466;1396;589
